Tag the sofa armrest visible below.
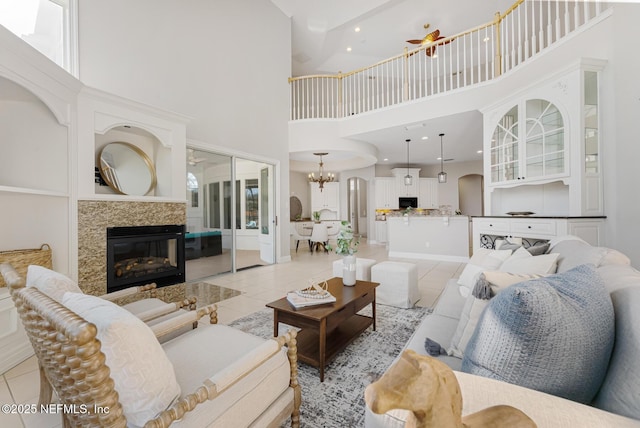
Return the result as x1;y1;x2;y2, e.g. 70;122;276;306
454;371;640;428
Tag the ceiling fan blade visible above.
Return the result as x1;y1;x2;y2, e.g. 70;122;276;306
425;29;440;42
406;39;424;44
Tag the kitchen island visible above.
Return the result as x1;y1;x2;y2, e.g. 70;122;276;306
387;215;470;262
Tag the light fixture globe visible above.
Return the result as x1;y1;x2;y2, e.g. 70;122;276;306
438;133;447;183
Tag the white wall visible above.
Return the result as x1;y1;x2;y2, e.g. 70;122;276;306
77;0;292;260
607;4;640;267
289;171;311;219
420;160;484;211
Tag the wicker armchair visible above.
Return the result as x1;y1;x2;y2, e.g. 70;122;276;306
0;263;215;407
2;263;301;427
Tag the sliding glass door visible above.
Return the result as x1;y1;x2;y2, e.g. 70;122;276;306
185;148;275;280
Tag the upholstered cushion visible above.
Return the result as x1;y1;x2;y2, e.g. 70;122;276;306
457;249;512;290
448;296;489;358
592;264;640;419
62;292;181;426
448;271;545;358
462;264;614;404
499;247;559;274
26;265;82;302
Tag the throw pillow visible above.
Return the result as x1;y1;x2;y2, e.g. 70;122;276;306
448;295;489;358
26;265;82;302
551;239;608;273
457;248;513;290
499;247;559;274
62;292;181;426
461;264;615;404
525;241;550;256
448;271;545;357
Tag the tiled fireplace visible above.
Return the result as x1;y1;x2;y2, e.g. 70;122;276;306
77;200;187;301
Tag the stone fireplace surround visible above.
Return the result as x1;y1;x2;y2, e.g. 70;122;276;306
77;200;187;303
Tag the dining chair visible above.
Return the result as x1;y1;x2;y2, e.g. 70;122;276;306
310;223;329;253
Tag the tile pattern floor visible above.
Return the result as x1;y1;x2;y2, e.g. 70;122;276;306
0;239;463;428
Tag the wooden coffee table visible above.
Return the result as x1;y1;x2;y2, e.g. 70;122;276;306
266;277;378;381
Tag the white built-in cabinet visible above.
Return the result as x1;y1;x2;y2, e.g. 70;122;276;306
419;178;438;209
473;217;605;249
392;168;420;197
310;181;340;213
374;177;398;209
482;59;605;217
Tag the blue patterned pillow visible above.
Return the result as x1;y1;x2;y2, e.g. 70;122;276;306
461;264;614;404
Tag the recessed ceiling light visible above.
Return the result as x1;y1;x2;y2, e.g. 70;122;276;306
383;158;389;161
437;157;442;160
421;136;429;140
347;46;352;52
355;27;361;32
477;150;483;154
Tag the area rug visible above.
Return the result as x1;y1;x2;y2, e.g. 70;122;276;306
228;305;431;428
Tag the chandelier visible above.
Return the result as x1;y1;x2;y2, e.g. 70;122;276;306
308;152;335;191
438;133;447;183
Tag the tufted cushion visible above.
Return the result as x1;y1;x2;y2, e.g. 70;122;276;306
461;264;614;404
26;265;82;302
62;292;181;426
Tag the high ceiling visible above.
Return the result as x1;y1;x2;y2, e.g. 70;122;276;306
271;0;517;170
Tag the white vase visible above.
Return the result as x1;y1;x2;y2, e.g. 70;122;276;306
342;255;357;286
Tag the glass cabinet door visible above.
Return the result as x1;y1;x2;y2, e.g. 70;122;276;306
490;105;519;183
525;99;565;179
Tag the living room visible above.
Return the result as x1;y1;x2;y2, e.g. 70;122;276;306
1;0;640;427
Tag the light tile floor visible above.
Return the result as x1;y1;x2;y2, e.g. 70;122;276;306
0;239;463;428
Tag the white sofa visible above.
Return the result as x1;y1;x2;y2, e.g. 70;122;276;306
366;237;640;427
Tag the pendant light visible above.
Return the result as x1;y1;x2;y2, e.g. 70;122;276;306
404;139;412;186
438;133;447;183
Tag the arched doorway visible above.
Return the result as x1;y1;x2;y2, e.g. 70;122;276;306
458;174;484;216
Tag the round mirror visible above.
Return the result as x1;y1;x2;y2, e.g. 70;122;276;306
99;142;157;196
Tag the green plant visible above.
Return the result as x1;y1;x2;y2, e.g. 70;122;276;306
327;221;359;255
313;211;321;222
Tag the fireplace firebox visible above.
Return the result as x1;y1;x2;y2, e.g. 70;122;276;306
106;225;186;293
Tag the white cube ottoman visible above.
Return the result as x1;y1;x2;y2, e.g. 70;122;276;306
332;258;377;281
371;261;419;308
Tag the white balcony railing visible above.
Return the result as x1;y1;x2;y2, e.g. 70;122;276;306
289;0;609;121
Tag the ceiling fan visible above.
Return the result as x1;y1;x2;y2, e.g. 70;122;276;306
187;149;206;166
406;24;452;57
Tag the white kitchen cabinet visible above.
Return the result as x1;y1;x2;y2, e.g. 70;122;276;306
392;168;420;197
419;178;438;209
375;220;388;244
472;216;605;249
374;177;398;209
310;181;339;213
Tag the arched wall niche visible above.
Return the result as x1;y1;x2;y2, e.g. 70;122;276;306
0;72;72;126
94;125;171;197
0;76;69;193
